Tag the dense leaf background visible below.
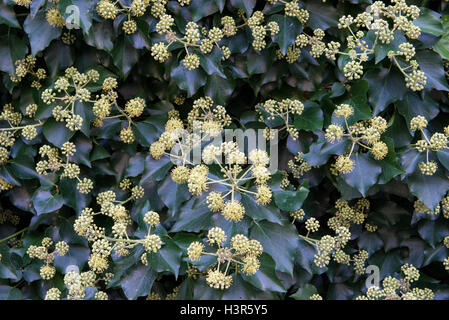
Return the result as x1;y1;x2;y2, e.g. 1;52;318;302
0;0;449;300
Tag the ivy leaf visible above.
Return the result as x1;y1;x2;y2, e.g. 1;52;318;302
147;240;183;278
250;220;298;276
416;51;449;92
306;2;339;30
418;220;449;248
268;15;303;55
408;172;449;211
291;284;318;300
434;34;449;60
396;92;440;134
31;189;65;215
170;200;214;233
302;135;351;167
358;231;384;255
120;264;158;300
241;254;285;293
294;101;323;131
171;63;207;97
240;193;283;224
24;11;62;55
378;137;404;183
413;8;443;36
157;176;190;217
364;68;407;115
340;153;382;197
229;0;256;17
204;74;235;106
141;156;173;183
272;186;309;211
42;118;75;148
110;35;139;78
0;4;20;29
0;34;28;74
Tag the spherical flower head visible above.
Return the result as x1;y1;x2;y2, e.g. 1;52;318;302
97;0;118;19
256;185;272;205
252;165;270;184
165;118;184;133
290;209;305;222
206;269;232;290
45;288;61;300
410;115;428;131
143;211;160;227
131;185;144;199
401;263;420;283
202;144;221;164
77;178;94;194
61;142;76;157
42;237;53;248
55;241;69;256
144;234;162;253
80;271;96;287
88;254;109;273
40;264;56;280
318;235;335;253
120;127;135;144
247;239;263;257
419;161;437;175
405;70;426;91
92;239;112;258
242;255;260;275
125;97;146;118
207;227;227;246
208;27;223;42
249;149;269;166
430;133;447;151
183;54;200;71
46;7;66;28
102;77;118;91
371;116;388;134
123;20;137;34
334;104;354;118
371;141;388;160
151;42;171;63
187;165;209;196
314;250;330;268
187;241;204;261
267;21;279;36
325;124;344;143
95;291;108;300
0;147;8;165
150;141;166;159
222;200;245;222
305;217;320;233
335;226;351;245
206;192;225;212
231;234;250;255
335;155;354;175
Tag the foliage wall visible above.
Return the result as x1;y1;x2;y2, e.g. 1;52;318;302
0;0;449;300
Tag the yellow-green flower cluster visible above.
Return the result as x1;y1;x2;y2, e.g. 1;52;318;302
410;116;448;176
330;0;425;90
27;237;69;281
356;264;434;300
257;98;304;140
187;228;263;290
10;55;47;90
42;67;103;132
74;187;162;277
326;111;389;175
